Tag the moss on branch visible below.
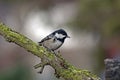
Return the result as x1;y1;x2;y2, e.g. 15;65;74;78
0;23;101;80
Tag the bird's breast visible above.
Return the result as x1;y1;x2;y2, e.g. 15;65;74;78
42;38;62;50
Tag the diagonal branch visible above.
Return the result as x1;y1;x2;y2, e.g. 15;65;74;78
0;23;101;80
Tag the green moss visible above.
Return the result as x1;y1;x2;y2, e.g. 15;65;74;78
0;22;101;80
59;66;101;80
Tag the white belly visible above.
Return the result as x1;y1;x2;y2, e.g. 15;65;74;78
42;38;62;50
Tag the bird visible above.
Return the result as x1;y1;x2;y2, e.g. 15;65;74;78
38;29;70;51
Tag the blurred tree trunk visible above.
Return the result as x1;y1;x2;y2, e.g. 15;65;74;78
105;59;120;80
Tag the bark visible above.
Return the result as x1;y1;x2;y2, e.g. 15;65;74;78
105;59;120;80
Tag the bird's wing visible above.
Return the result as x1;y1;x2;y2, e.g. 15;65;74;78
38;34;54;44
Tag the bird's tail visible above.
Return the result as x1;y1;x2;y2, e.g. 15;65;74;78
38;42;42;46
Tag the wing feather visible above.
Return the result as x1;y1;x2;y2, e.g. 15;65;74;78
38;33;54;44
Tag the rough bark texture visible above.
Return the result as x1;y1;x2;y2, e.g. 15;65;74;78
0;23;101;80
105;59;120;80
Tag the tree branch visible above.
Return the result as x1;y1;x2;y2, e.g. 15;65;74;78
0;23;101;80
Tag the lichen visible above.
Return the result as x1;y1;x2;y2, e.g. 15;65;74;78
0;22;101;80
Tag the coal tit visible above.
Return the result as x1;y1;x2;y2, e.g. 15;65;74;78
38;29;70;51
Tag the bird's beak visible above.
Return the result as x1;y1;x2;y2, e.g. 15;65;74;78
67;36;70;38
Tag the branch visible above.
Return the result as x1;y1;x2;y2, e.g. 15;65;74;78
0;23;101;80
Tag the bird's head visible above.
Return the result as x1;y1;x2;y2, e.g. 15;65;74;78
54;29;70;41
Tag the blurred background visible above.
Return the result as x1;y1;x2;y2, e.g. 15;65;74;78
0;0;120;80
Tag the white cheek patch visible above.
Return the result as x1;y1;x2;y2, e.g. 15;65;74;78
55;33;65;38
